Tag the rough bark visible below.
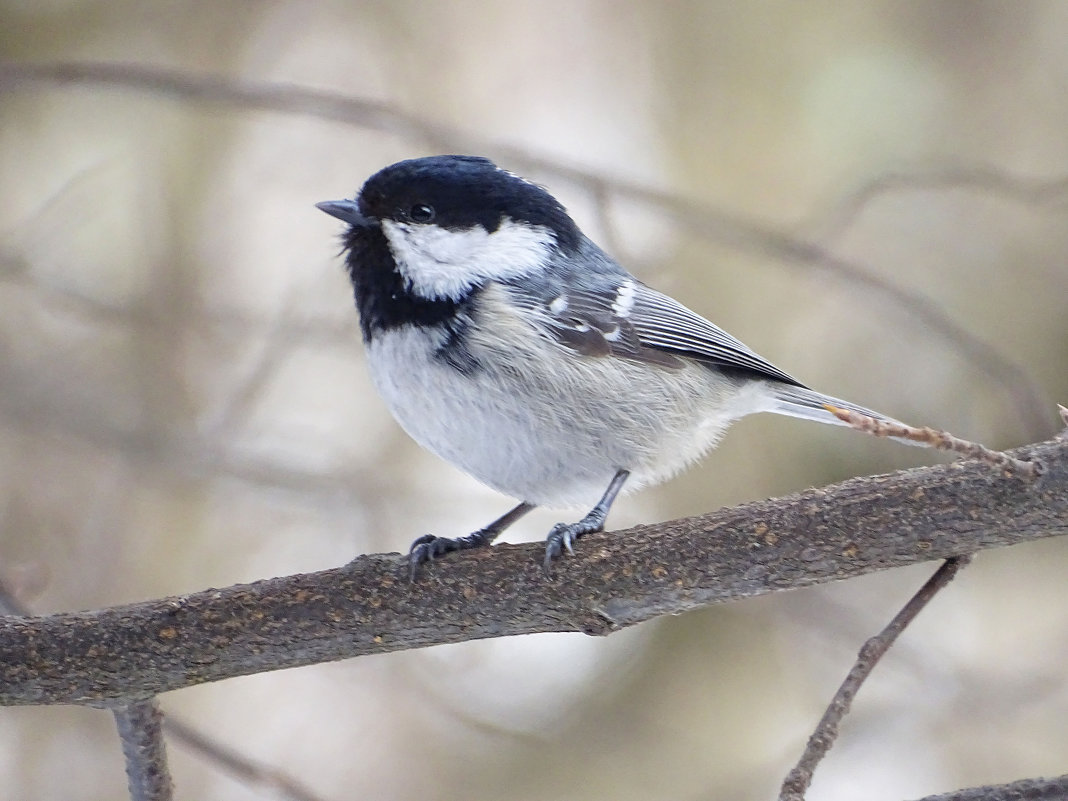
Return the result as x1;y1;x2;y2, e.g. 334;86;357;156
1;437;1064;707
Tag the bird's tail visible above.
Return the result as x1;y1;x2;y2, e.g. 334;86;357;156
765;385;926;447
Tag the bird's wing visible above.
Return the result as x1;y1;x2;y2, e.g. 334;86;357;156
505;276;803;386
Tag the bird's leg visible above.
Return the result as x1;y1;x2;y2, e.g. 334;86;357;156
544;469;630;577
409;501;535;580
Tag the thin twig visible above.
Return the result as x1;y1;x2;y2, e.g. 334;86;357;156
112;699;174;801
779;555;973;801
825;405;1043;477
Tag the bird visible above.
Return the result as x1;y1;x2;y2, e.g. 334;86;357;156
317;155;912;578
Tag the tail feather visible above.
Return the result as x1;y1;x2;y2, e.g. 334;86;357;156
765;385;926;447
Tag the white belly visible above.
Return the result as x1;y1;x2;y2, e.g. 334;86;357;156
364;300;764;508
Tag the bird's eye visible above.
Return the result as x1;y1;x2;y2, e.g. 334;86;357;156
408;204;435;223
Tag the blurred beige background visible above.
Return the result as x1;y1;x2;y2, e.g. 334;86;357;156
2;2;1067;800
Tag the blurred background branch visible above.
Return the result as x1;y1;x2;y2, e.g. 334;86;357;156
0;60;1055;439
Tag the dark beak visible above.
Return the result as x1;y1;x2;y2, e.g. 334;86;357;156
315;199;377;228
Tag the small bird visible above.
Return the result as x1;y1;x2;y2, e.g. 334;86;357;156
318;155;910;578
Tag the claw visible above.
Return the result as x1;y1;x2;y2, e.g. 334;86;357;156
542;538;561;579
408;534;451;581
543;522;581;578
540;469;630;579
407;530;498;581
408;536;433;582
408;553;421;582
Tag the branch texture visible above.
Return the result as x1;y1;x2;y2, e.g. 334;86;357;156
1;438;1064;707
910;773;1068;801
112;699;173;801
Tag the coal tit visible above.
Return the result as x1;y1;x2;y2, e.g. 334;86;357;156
318;155;909;577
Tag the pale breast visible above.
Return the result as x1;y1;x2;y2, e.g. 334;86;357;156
364;287;761;508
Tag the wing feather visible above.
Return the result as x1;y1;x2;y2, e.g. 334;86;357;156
628;285;801;385
503;277;802;386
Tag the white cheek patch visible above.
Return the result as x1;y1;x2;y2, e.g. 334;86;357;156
382;217;556;300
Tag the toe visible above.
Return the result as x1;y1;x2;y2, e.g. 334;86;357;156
409;533;436;553
408;535;444;582
562;527;576;555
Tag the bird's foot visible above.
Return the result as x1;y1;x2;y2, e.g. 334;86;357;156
408;530;494;581
543;514;606;578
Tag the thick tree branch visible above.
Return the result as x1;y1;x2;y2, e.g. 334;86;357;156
0;437;1063;707
909;774;1068;801
2;571;175;799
